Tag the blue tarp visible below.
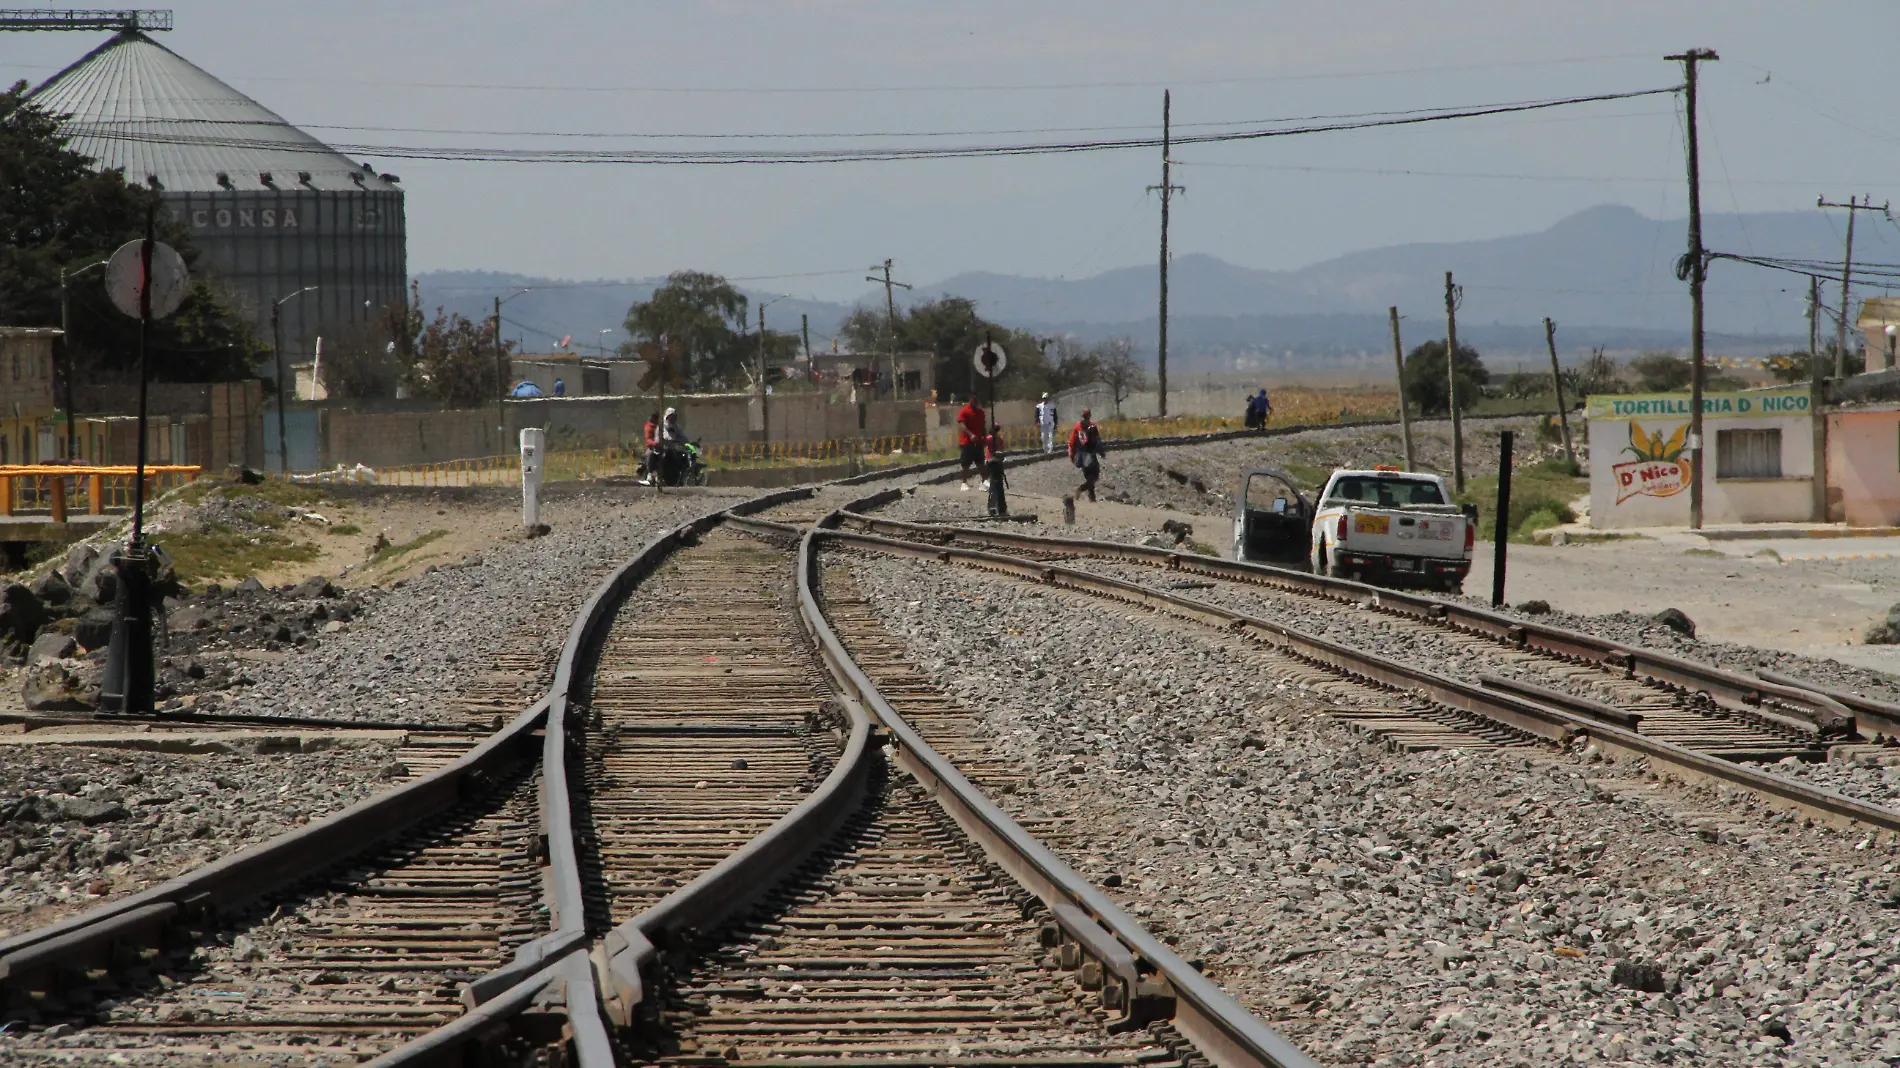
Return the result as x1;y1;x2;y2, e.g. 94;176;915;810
509;381;545;398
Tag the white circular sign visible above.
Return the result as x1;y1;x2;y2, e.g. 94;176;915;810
972;341;1008;379
106;239;190;320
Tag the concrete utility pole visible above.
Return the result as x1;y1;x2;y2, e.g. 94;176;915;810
1148;89;1185;419
1388;306;1415;471
757;295;788;445
1667;47;1717;530
1807;275;1820;379
866;259;912;399
1818;194;1890;377
1444;271;1465;493
1544;317;1576;466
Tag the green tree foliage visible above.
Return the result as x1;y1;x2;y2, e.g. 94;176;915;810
620;271;751;390
1628;351;1692;392
323;297;418;401
401;308;512;409
1401;340;1487;416
840;295;1051;401
0;81;262;382
1763;344;1862;383
1560;346;1625;399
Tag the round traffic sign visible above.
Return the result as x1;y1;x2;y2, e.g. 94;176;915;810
105;239;190;320
972;341;1008;379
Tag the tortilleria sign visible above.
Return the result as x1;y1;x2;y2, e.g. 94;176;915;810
1586;388;1809;420
1612;421;1690;504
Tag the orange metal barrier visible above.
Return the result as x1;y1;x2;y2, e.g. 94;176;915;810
0;465;202;520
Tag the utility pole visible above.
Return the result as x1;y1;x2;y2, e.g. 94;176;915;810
759;304;770;445
1818;194;1890;377
801;313;810;360
1148;89;1185;419
866;259;912;400
1388;306;1415;471
1544;317;1576;466
1808;273;1824;378
1667;47;1717;529
494;295;505;432
1444;271;1465;492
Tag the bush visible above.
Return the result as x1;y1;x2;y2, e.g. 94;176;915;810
1513;505;1571;542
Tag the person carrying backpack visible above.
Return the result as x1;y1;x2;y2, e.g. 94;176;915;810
1067;409;1105;502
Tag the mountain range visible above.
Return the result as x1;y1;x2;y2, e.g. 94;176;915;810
419;204;1900;367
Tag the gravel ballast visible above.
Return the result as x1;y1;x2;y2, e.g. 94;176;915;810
845;551;1900;1067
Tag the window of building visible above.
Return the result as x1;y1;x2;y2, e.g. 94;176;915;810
1716;428;1782;479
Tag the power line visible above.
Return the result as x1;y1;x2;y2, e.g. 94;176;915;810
9;50;1658;94
66;85;1682;166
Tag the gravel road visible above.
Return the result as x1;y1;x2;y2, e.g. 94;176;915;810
846;551;1900;1067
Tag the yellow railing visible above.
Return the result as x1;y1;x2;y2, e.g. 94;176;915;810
0;465;201;520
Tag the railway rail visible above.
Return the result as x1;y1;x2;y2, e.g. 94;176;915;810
2;463;1322;1068
808;514;1900;844
833;511;1897;754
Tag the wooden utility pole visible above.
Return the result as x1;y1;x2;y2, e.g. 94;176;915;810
1444;271;1465;492
1544;317;1575;465
1667;47;1717;530
866;259;911;399
757;304;770;445
1148;89;1184;419
1388;306;1415;470
1818;195;1890;377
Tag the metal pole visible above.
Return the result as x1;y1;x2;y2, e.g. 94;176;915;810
494;295;505;435
758;304;769;444
1491;430;1514;608
272;303;288;474
1388;306;1414;471
59;268;75;459
1808;275;1820;380
1545;317;1575;466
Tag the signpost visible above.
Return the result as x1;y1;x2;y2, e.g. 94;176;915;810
973;338;1008;516
99;219;187;715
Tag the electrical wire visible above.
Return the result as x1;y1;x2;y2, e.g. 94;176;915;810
62;85;1682;166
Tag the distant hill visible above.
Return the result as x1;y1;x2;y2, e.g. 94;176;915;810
421;205;1891;367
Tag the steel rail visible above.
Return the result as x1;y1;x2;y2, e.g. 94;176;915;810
821;527;1900;840
836;513;1873;741
804;506;1321;1068
0;697;548;992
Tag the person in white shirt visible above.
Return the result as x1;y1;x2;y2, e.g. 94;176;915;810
1035;393;1059;453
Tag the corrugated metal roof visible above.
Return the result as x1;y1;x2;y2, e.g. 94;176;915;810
27;30;397;194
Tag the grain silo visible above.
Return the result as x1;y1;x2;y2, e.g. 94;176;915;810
28;26;407;376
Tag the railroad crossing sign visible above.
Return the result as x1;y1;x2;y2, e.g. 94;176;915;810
972;340;1007;379
105;238;189;320
636;339;687;392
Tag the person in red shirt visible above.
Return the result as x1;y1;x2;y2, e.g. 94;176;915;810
1067;409;1105;502
641;411;660;484
956;398;987;490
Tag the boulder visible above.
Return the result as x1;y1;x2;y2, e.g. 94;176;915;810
235;576;264;593
28;631;76;664
1866;603;1900;645
30;571;72;608
22;658;96;711
73;606;116;651
0;583;45;644
1651;607;1696;638
292;575;337;600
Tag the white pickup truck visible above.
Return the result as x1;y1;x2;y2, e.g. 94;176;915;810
1309;467;1474;592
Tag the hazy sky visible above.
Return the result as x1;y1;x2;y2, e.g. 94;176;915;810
8;1;1900;306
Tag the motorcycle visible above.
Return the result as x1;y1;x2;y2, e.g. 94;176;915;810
639;440;708;487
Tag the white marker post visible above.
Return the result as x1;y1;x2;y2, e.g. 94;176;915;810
520;427;545;532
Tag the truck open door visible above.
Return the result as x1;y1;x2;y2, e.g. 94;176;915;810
1233;469;1314;567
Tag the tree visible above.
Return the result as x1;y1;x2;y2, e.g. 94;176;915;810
1094;337;1147;417
620;271;748;390
322;297;418;401
1561;346;1624;399
0;81;262;383
1628;351;1692;392
841;295;1043;401
401;308;512;409
1402;340;1487;416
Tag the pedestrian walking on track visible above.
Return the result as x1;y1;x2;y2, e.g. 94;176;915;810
1068;409;1105;502
1035;393;1059;453
957;397;987;491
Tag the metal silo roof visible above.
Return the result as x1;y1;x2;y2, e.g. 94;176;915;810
27;30;398;194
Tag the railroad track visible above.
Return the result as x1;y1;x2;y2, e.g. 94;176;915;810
833;512;1894;761
811;512;1900;842
3;475;1321;1068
